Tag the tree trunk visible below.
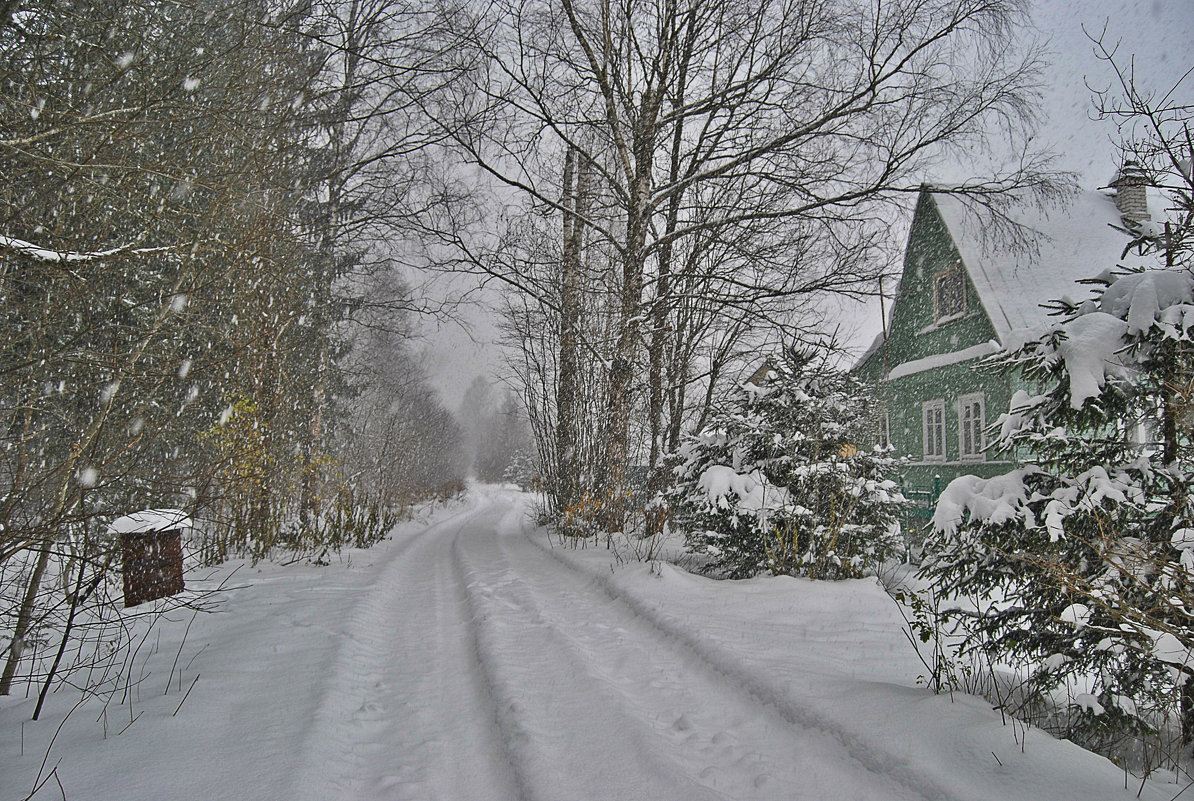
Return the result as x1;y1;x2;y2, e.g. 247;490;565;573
1162;341;1193;748
555;146;586;516
643;69;690;538
597;202;649;532
0;542;51;695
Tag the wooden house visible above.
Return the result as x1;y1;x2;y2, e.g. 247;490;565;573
852;172;1151;513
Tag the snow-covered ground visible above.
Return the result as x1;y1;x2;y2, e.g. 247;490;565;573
0;486;1181;800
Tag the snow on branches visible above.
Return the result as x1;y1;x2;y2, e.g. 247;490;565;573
670;352;907;580
921;178;1194;756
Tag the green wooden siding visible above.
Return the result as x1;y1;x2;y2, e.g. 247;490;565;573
881;361;1015;487
855;190;1017;499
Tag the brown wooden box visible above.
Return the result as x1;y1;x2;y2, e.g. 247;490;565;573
122;529;184;607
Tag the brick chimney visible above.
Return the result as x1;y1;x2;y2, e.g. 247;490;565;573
1111;160;1150;225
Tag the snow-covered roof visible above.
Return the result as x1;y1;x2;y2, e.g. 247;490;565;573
853;331;884;371
108;508;192;535
932;190;1145;342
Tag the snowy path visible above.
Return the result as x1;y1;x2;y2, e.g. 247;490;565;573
273;487;1168;801
289;492;921;800
450;495;929;801
1;486;1177;801
287;495;520;801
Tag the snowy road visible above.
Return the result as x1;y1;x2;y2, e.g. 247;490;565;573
290;489;922;801
2;487;1175;800
275;488;1168;801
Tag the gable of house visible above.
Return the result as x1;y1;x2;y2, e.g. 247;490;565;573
856;192;1000;384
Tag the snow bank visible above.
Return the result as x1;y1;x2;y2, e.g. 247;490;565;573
541;501;1180;801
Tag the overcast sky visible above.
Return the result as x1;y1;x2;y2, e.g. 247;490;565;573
1031;0;1190;184
418;0;1193;407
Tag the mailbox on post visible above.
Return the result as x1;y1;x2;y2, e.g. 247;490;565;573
109;509;191;608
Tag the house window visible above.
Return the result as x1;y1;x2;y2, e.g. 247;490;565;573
923;399;945;461
958;392;985;460
877;412;891;450
934;266;965;322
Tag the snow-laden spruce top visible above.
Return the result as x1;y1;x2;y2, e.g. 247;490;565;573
108;508;192;535
1098;269;1194;336
931;191;1151;341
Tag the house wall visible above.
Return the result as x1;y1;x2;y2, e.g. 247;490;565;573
884;361;1016;489
855;191;1017;493
885;194;998;360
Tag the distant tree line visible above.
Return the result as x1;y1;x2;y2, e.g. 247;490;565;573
456;377;535;484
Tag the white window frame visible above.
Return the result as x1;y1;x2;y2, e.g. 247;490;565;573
922;399;946;461
958;392;985;461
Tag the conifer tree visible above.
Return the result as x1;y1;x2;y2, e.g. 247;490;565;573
922;112;1193;754
670;351;907;579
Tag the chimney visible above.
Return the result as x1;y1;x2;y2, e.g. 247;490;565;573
1111;160;1150;225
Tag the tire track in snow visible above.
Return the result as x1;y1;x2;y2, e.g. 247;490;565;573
500;492;979;801
450;503;729;801
459;490;937;801
288;493;520;801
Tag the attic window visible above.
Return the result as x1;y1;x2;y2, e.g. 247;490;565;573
934;266;965;322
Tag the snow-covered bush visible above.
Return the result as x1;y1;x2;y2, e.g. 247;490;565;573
669;352;907;579
502;450;541;491
920;207;1194;757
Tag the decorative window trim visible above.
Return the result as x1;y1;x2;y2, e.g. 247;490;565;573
958;392;985;461
922;399;946;461
933;264;966;323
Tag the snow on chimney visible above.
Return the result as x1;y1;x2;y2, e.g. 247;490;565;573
1112;161;1150;225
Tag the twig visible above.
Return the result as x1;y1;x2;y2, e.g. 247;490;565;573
33;551;89;720
116;710;142;735
991;751;1003;767
33;695;86;794
165;611;198;695
19;764;62;801
172;674;199;717
184;642;209;672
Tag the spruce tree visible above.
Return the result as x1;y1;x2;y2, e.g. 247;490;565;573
921;166;1193;755
670;351;907;580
